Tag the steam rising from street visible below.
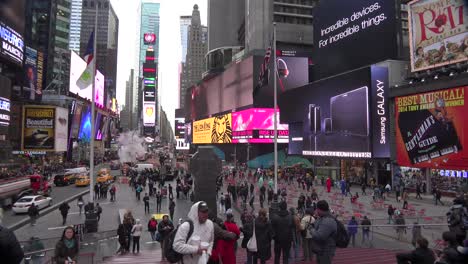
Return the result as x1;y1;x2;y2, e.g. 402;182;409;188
117;131;146;163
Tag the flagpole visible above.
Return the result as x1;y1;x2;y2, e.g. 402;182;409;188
89;4;98;203
273;22;278;195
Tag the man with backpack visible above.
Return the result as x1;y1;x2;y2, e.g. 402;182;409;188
171;201;214;264
300;208;316;262
311;200;338;264
271;201;295;264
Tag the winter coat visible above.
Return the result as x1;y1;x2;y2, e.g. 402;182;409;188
243;218;273;261
310;213;337;257
300;215;315;238
54;239;79;264
59;204;70;216
147;219;158;232
396;248;435;264
218;221;240;264
157;220;174;240
271;209;294;246
439;246;465;264
173;202;214;264
347;219;358;235
0;225;24;264
131;223;143;237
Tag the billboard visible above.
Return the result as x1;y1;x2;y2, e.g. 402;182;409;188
69;51;104;107
278;66;390;158
408;0;467;72
312;0;397;79
143;102;156;126
0;96;11;127
144;33;156;45
288;122;304;155
0;20;24;66
395;86;468;169
193;113;232;144
175;117;185;139
78;106;92;142
54;107;68;152
22;106;55;151
231;108;289;143
70;101;83;139
22;46;44;101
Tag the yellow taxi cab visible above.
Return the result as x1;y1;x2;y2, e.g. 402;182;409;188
96;168;113;183
64;172;78;184
75;174;90;187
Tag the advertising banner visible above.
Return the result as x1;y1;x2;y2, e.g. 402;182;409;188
0;96;11;127
408;0;467;72
54;107;68;152
143;102;156;126
231;108;289;143
175;117;185;139
395;86;468;169
22;47;43;102
0;20;24;66
312;0;397;79
70;101;83;139
144;33;156;45
22;106;55;151
69;51;104;107
278;66;390;158
193;113;232;144
176;138;190;150
78;106;92;142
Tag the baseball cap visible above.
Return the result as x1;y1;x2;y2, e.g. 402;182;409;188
198;202;209;213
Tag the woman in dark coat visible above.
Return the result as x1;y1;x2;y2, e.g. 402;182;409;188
245;208;272;264
54;226;79;264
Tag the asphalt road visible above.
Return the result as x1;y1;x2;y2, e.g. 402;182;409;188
2;163;112;229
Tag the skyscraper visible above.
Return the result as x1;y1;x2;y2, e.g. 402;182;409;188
24;0;72;95
139;2;160;75
180;15;192;64
179;5;207;110
80;0;119;101
69;0;82;52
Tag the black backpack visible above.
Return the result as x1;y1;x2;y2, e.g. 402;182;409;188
164;220;194;263
328;216;350;248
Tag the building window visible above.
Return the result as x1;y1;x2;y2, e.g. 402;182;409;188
83;0;88;7
104;1;109;8
90;1;94;7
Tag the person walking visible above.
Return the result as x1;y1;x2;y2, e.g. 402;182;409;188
147;217;158;241
435;189;444;205
94;183;99;200
271;201;294;264
244;208;272;264
224;193;231;212
289;208;302;262
415;183;422;200
117;223;129;254
361;216;372;246
143;193;150;214
300;208;315;262
158;215;174;261
173;201;214;264
388;205;395;224
326;177;332;193
361;181;367;195
123;211;135;252
169;198;176;221
96;203;102;222
310;200;337;264
396;238;435;264
218;210;240;264
395;211;406;241
168;184;174;200
54;226;79;264
402;189;409;209
347;216;358;247
59;202;70;225
77;197;84;215
135;184;142;201
28;203;39;226
131;219;143;254
110;184;116;202
411;222;422;248
156;191;162;212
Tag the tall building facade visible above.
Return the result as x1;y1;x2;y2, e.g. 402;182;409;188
80;0;119;102
139;1;160;133
69;0;82;52
207;0;245;51
180;15;192;64
120;69;135;131
24;0;72;95
179;5;208;110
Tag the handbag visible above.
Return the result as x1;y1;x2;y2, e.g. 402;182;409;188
247;223;257;252
155;231;162;242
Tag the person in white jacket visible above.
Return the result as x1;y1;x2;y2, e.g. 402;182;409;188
173;201;214;264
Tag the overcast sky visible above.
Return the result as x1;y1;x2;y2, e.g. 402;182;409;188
111;0;208;129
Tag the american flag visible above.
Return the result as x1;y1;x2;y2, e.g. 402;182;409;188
258;38;274;85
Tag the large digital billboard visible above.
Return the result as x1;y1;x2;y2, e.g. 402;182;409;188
408;0;467;72
54;107;68;152
22;106;55;151
312;0;397;79
0;96;11;127
70;101;83;139
396;86;468;169
175;117;185;139
0;20;24;66
193;113;232;144
278;66;390;158
22;46;43;102
78;106;92;142
231;108;289;143
143;102;156;126
69;51;105;107
144;33;156;45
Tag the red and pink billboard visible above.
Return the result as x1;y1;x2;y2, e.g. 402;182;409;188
232;108;289;143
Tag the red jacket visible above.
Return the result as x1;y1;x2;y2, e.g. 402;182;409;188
217;221;240;264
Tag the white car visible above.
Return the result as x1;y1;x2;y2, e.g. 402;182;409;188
12;195;53;214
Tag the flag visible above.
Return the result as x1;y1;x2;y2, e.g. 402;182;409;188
76;31;95;90
258;40;272;84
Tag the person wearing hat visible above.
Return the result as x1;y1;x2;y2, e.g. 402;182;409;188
158;215;174;261
310;200;337;264
271;201;295;264
300;207;316;262
131;219;143;254
218;209;240;264
173;201;214;264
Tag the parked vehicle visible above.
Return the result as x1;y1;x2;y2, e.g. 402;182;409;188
12;195;52;214
53;174;69;186
134;163;154;173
